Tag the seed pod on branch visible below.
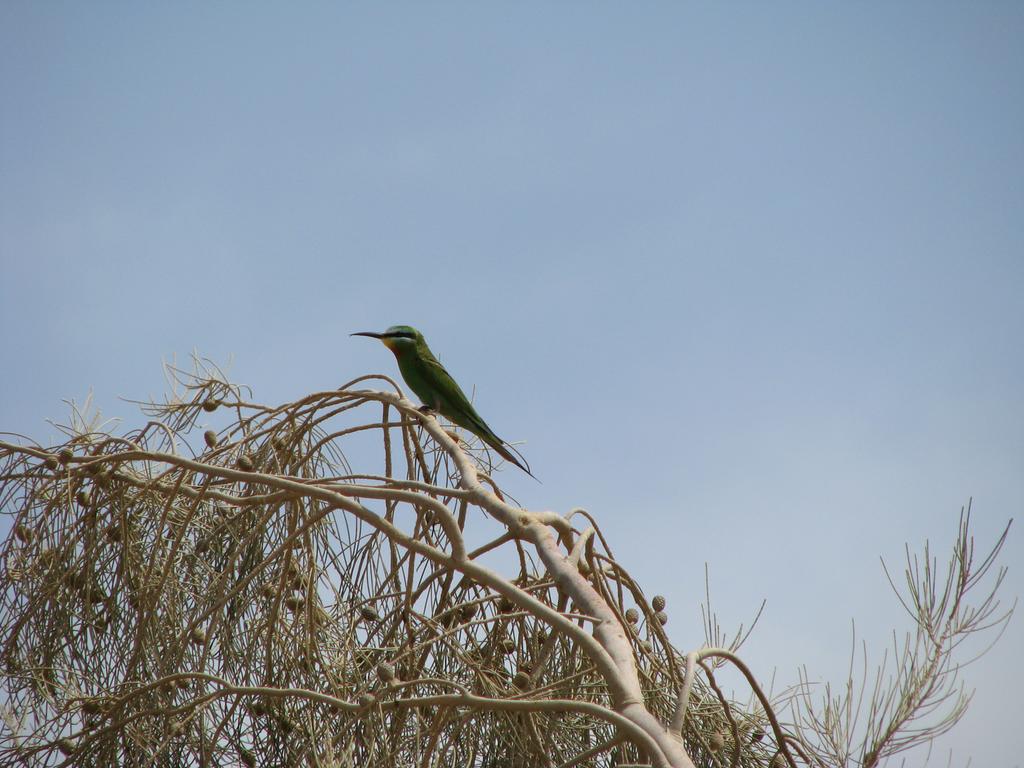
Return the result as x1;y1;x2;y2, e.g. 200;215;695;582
359;605;380;622
56;739;76;756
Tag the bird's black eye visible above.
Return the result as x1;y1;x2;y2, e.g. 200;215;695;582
392;330;415;339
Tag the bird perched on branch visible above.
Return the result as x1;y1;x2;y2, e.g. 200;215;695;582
352;325;534;478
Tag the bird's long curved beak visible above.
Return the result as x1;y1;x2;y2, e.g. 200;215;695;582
351;331;385;339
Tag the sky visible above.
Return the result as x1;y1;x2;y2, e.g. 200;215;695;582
1;3;1022;765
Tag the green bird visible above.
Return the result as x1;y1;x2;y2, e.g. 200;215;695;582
352;325;534;477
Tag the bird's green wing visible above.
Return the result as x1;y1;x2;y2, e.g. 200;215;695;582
420;355;535;477
367;331;534;477
420;355;497;439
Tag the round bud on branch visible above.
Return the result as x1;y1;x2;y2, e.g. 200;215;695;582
360;605;380;622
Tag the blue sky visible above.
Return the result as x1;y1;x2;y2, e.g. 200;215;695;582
2;3;1021;764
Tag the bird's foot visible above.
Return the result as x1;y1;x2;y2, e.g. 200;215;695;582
417;405;434;415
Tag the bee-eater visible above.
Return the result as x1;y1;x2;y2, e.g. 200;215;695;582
352;325;534;477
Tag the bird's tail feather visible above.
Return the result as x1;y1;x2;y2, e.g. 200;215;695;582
485;435;538;481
